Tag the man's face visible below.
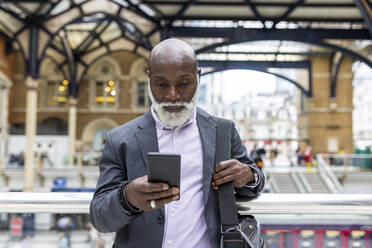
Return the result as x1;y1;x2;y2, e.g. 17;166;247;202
148;60;199;113
148;56;201;128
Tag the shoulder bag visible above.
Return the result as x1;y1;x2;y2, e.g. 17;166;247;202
216;118;264;248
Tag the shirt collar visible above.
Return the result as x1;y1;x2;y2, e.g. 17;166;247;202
151;105;196;130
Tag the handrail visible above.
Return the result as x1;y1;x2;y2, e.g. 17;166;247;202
290;171;306;193
320;153;372;159
316;154;343;193
296;171;313;193
0;192;372;215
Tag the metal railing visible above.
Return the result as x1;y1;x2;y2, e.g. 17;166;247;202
320;153;372;168
316;154;343;193
0;192;372;215
3;151;102;168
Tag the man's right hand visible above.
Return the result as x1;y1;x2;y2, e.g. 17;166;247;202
125;175;179;211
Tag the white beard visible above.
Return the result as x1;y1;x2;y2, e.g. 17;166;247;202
148;79;199;128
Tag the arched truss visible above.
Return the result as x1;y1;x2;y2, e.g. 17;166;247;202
194;37;372;68
0;0;160;81
187;36;371;98
1;0;372;99
200;62;310;97
45;13;153;97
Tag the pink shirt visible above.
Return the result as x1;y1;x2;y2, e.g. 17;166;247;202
151;107;213;248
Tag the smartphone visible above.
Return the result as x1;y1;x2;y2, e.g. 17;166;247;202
146;152;181;190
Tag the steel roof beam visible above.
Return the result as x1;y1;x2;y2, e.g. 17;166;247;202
169;16;364;22
61;31;78;97
143;1;356;8
167;0;196;26
167;27;370;41
199;51;331;56
354;0;372;38
274;0;306;27
198;60;310;70
330;52;344;98
244;0;264;23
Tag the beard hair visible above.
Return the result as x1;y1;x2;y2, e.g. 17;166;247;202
148;78;199;128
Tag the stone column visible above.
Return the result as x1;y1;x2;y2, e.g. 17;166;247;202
68;97;78;167
0;85;9;171
297;56;354;154
25;77;39;191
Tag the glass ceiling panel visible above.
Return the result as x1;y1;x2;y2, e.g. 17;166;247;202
67;31;90;50
173;19;365;29
310;22;366;29
101;22;122;43
216;41;282;53
139;3;157;17
49;1;71;17
52;35;64;52
123;31;137;42
1;3;26;18
197;53;307;62
177;37;226;51
173;20;237;28
65;22;97;32
214;41;331;54
18;3;42;13
96;21;110;33
87;40;101;51
0;24;12;37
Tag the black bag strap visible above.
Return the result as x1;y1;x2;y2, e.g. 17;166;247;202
215;118;239;228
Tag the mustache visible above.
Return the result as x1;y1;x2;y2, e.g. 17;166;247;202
159;102;187;107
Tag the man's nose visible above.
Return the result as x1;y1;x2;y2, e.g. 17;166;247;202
166;86;180;102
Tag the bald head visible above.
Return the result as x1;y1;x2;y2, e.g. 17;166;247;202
148;38;198;73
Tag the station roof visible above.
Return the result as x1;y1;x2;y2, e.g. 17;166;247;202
0;0;371;97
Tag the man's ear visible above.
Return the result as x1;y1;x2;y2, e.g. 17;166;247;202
197;68;201;83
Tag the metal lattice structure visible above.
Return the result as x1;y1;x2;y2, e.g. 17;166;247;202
0;0;371;97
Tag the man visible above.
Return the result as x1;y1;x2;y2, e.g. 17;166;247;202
90;38;264;248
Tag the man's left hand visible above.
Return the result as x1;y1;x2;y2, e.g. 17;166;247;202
212;159;254;189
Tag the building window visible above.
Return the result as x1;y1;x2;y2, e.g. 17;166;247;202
91;80;118;108
44;80;68;106
133;81;149;109
137;81;147;107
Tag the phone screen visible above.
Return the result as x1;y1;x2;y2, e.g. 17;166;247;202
146;152;181;190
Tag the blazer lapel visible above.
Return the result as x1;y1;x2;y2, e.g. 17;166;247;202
196;108;217;205
134;110;164;215
135;110;159;170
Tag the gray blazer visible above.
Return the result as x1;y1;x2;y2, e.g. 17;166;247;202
90;107;264;248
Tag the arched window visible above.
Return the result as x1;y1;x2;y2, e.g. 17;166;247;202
44;79;69;106
91;77;118;107
81;118;118;152
130;58;150;110
40;57;68;107
87;56;126;109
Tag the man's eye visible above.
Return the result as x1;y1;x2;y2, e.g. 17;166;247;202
178;81;189;87
156;82;167;88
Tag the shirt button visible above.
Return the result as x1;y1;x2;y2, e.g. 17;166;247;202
156;215;164;224
167;240;172;245
171;207;176;212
